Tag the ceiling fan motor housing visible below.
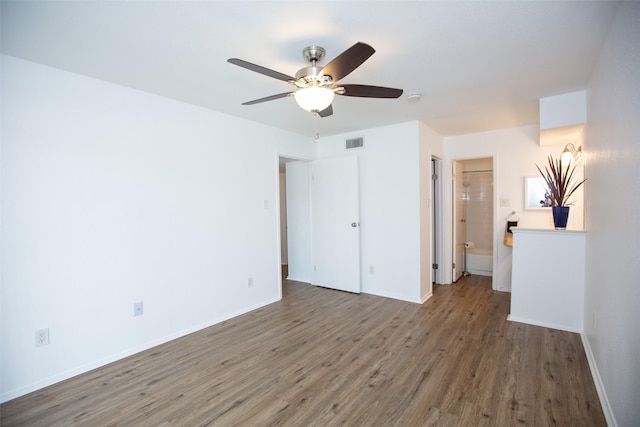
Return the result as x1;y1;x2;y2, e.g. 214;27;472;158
295;46;333;88
294;66;332;88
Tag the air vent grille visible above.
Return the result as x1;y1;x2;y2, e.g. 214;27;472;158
345;137;364;150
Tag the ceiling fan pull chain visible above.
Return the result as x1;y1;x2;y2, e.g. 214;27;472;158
314;112;320;141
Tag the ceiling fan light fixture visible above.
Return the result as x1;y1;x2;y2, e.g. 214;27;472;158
294;86;335;112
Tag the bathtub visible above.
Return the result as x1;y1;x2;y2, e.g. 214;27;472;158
465;249;493;276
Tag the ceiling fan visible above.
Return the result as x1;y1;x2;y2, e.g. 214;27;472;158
228;42;403;117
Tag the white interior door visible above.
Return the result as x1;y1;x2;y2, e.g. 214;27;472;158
310;156;361;293
452;160;465;282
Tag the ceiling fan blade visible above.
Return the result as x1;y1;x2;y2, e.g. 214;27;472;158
320;42;375;82
318;104;333;118
228;58;295;82
337;84;403;99
242;92;293;105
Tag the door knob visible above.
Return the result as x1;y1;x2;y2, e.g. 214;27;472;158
351;222;359;228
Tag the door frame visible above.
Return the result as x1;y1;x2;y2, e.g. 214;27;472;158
275;153;313;297
448;154;497;290
452;160;465;282
431;157;444;285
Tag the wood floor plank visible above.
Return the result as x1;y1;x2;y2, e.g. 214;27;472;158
1;275;605;426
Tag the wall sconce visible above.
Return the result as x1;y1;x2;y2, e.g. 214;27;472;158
561;143;582;164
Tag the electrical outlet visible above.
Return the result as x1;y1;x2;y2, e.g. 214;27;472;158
247;277;254;288
35;328;49;347
369;265;375;274
134;302;144;317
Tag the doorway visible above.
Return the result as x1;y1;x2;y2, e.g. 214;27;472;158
278;157;289;283
278;155;361;294
278;156;312;287
452;157;494;283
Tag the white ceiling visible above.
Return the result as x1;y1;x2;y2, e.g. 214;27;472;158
1;1;619;138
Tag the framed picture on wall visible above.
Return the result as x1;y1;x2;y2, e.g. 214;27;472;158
524;176;551;210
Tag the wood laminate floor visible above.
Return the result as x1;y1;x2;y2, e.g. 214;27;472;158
1;275;605;426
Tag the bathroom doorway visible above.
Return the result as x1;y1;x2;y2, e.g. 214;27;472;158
452;157;494;281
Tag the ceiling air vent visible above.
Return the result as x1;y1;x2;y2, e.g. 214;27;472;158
345;137;364;150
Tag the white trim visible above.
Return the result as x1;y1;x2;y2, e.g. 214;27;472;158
466;269;492;277
506;314;582;334
275;152;283;300
421;291;434;304
581;333;617;427
366;289;422;304
285;276;310;283
0;296;281;403
431;156;444;285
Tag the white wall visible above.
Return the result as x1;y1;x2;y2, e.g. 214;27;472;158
285;121;442;303
419;122;444;296
315;122;425;303
510;229;585;332
583;3;640;426
443;125;581;291
540;90;587;130
0;55;315;401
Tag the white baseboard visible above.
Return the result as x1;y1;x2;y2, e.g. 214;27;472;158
466;269;492;277
506;314;582;333
1;296;281;403
284;275;310;283
505;317;615;425
366;288;422;304
421;290;434;304
581;333;617;427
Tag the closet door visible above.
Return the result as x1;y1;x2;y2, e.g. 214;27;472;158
310;156;361;293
